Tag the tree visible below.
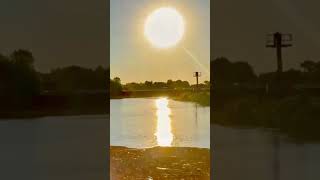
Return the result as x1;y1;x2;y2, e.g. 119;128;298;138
211;57;256;85
10;50;40;98
144;81;153;89
204;80;210;88
0;50;40;107
114;77;121;84
11;49;35;67
167;79;173;89
211;57;233;84
231;62;256;82
110;77;122;96
301;60;317;73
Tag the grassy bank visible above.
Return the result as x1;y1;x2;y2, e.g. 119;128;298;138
110;146;210;179
171;92;210;106
111;90;210;106
213;95;320;142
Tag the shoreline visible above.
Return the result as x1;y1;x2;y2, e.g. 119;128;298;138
0;108;108;119
110;145;210;150
110;146;210;179
0;92;210;119
211;94;320;142
0;93;108;119
111;92;210;106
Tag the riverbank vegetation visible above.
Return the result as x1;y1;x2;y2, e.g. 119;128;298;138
0;49;108;118
110;77;210;105
213;95;320;141
172;92;210;106
211;57;320;142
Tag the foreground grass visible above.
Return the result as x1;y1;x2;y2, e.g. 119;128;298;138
110;146;210;179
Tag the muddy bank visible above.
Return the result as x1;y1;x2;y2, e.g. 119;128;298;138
110;146;210;179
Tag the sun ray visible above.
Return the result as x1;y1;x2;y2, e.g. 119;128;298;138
183;46;210;76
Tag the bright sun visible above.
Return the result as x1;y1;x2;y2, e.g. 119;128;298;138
144;7;185;49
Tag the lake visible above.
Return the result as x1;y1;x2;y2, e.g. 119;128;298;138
0;115;108;180
3;99;319;179
212;124;320;180
110;97;210;148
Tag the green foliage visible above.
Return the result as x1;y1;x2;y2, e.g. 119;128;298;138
173;92;210;106
110;77;122;96
123;79;208;91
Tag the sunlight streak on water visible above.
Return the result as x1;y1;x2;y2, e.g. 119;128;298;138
155;98;173;146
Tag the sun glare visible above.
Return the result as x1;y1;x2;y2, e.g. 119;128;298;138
144;7;185;49
155;98;173;146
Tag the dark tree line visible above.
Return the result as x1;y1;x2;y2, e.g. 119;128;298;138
0;49;108;109
0;50;40;106
211;57;256;86
211;57;320;140
124;79;192;90
211;57;320;86
109;77;210;96
110;77;122;96
41;65;108;93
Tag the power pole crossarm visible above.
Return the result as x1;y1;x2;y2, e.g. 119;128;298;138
193;72;201;92
266;32;293;75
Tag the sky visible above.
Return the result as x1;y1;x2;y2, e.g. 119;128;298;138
111;0;210;84
213;0;320;74
2;0;320;78
0;0;109;72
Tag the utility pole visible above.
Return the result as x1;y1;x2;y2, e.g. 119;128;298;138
266;32;292;180
266;32;293;78
193;72;201;91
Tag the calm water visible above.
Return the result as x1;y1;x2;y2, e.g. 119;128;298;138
0;115;108;180
212;124;320;180
110;97;210;148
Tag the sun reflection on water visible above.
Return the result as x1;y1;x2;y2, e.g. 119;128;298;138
155;97;173;147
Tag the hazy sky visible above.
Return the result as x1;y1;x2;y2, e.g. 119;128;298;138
0;0;108;72
213;0;320;74
111;0;210;83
